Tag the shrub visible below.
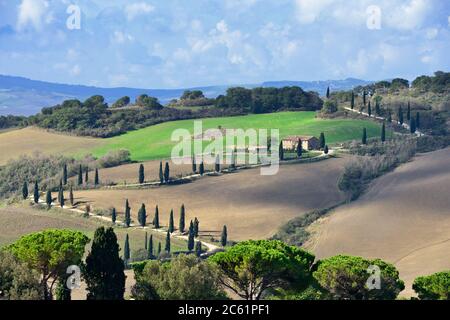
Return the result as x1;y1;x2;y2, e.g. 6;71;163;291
413;271;450;300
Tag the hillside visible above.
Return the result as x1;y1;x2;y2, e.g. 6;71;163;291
305;147;450;297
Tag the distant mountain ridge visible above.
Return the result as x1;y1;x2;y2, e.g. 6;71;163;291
0;74;373;116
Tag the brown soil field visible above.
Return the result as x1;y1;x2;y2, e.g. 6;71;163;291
305;147;450;297
0;127;104;165
74;157;348;241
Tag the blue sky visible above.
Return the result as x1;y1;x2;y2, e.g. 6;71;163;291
0;0;449;88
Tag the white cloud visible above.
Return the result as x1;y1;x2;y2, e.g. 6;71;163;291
425;28;438;39
111;31;134;44
295;0;334;24
125;2;155;21
386;0;430;30
17;0;48;31
70;65;81;76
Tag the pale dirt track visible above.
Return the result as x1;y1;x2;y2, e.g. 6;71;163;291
305;147;450;297
75;157;349;241
0;127;103;165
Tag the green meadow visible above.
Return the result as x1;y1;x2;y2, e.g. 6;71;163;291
89;111;388;162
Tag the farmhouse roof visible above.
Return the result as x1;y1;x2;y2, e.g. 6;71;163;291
283;135;316;141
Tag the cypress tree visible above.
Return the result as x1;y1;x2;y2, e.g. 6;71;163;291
154;205;160;229
22;181;28;200
398;106;404;125
78;165;83;185
124;199;131;227
375;99;381;116
138;203;146;227
416;112;420;129
164;162;170;183
60;190;65;208
368;101;372;117
85;168;89;184
111;207;117;224
46;190;52;209
192;156;197;173
199;162;205;176
351;91;355;110
215;155;220;173
148;235;153;259
159;162;164;184
69;186;74;206
33;181;39;204
278;141;284;161
193;217;199;238
168;209;174;233
221;225;228;247
84;227;125;300
58;186;62;205
326;86;330;99
179;204;185;233
157;242;162;256
407;102;411;121
138;164;145;184
410;118;416;134
188;221;195;251
55;275;71;301
94;168;99;185
63;164;68;185
319;132;326;149
165;231;171;253
387;110;392;123
324;145;329;154
363;90;367;106
296;139;303;158
123;234;130;265
362;128;367;145
144;232;148;250
195;241;202;257
381;122;386;142
230;151;236;170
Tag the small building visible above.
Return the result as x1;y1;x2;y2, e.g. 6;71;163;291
282;135;320;151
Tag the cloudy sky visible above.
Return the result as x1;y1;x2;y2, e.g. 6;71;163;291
0;0;449;88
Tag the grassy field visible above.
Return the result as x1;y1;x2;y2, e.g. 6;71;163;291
90;112;386;162
305;147;450;297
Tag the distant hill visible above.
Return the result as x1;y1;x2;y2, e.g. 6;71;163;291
0;74;373;116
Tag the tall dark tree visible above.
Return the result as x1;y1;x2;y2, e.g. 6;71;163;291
296;139;303;158
387;110;392;123
46;190;52;209
168;209;175;233
60;190;65;208
195;241;202;257
375;99;381;116
94;168;99;185
164;162;170;183
188;221;195;251
22;181;28;200
398;106;404;125
179;204;186;233
199;162;205;176
279;141;284;161
69;186;74;206
407;102;411;121
362;128;367;145
138;164;145;184
159;162;164;184
58;180;63;204
124;234;130;264
63;164;68;185
319;132;326;150
111;207;117;224
83;227;126;300
138;203;147;227
124;199;131;227
148;235;154;259
165;231;171;253
144;232;148;250
381;122;386;142
193;217;199;238
215;155;221;173
326;86;330;99
78;165;83;185
85;167;89;184
157;242;162;256
324;145;329;154
416;112;420;129
33;181;39;204
351;91;355;110
153;205;160;229
221;225;228;247
192;156;197;173
363;90;367;106
410;118;416;134
368;101;372;117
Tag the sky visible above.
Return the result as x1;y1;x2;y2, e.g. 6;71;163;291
0;0;449;88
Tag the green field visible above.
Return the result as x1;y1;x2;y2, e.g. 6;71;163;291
90;111;388;162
